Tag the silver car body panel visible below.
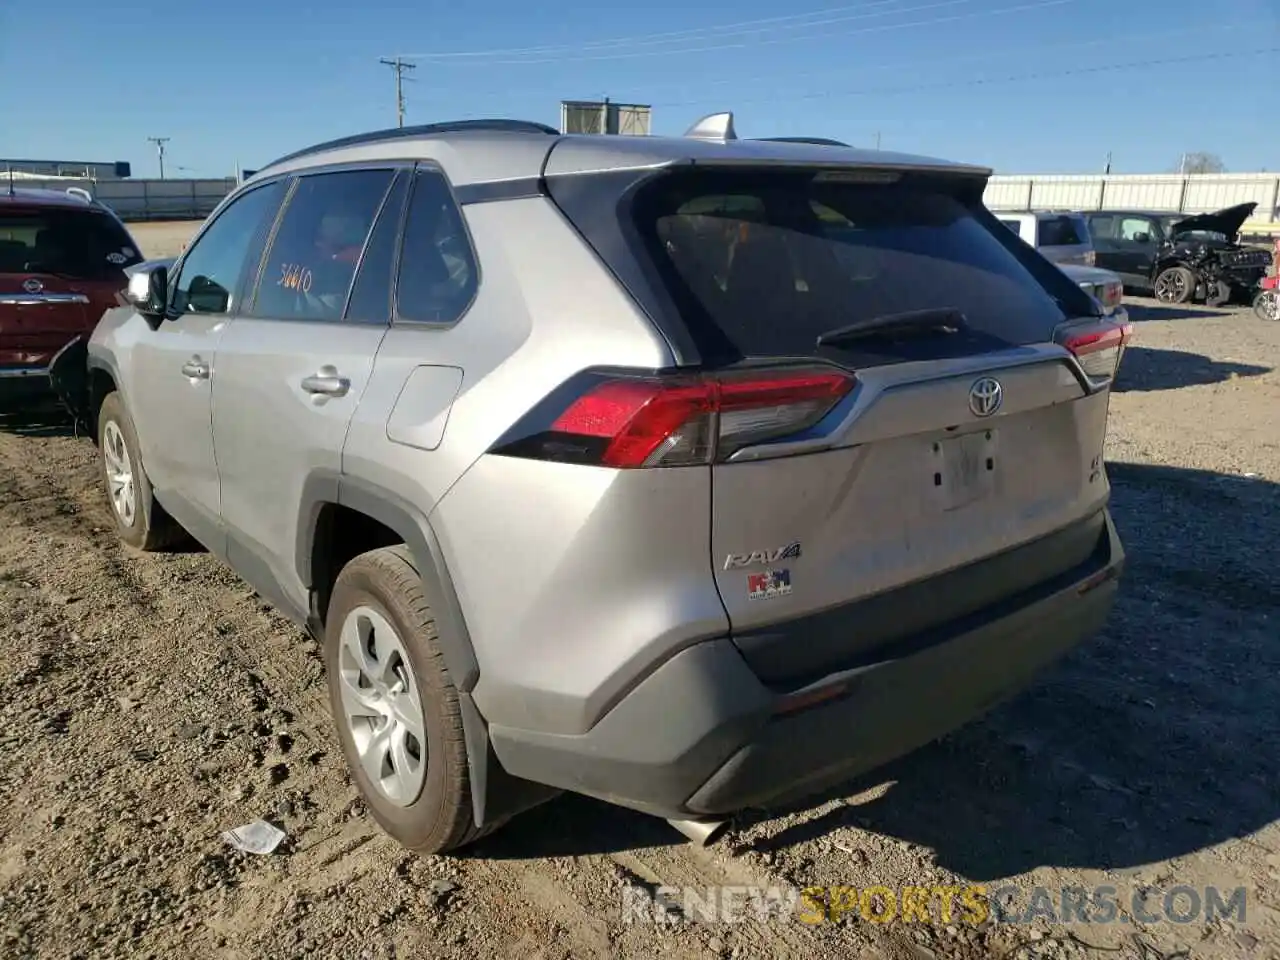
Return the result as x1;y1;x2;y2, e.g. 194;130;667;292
83;117;1126;826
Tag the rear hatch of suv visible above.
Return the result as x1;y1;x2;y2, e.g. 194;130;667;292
0;202;142;370
543;156;1128;689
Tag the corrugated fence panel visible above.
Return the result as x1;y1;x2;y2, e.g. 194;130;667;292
986;172;1280;222
14;176;236;220
983;179;1031;209
16;171;1280;225
1028;177;1104;210
1182;177;1275;214
1099;178;1185;210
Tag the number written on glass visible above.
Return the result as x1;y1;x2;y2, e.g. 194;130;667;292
277;262;313;293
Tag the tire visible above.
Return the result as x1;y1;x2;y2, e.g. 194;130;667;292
1254;290;1280;321
324;545;498;854
1205;280;1232;308
96;392;184;551
1153;266;1197;304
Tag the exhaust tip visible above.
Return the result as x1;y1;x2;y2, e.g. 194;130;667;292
667;817;731;847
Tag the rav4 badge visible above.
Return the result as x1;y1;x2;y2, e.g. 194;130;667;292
724;541;801;570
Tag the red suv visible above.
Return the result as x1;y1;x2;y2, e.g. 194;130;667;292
1;186;143;405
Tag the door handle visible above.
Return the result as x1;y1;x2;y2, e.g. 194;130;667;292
300;368;350;397
181;358;210;379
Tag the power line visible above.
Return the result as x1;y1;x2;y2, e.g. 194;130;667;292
434;20;1251;105
146;137;170;180
398;0;1079;65
379;57;417;127
649;45;1280;108
401;0;959;59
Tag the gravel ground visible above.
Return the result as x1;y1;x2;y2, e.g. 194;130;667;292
1;282;1277;959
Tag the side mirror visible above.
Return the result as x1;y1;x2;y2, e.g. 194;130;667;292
1132;232;1150;244
125;265;168;319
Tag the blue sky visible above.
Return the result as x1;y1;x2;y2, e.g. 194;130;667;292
2;0;1276;178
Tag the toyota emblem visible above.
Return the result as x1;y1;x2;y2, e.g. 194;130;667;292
22;278;43;294
968;377;1003;418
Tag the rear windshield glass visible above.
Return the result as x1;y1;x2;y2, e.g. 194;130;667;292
1036;215;1090;247
633;170;1067;358
0;208;143;279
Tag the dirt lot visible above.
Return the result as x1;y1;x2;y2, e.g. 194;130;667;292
125;221;204;260
1;266;1278;956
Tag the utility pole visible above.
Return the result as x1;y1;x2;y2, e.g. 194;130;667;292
147;137;170;179
1104;151;1112;174
379;57;416;128
875;131;882;150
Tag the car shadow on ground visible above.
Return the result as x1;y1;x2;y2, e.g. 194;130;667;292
1113;345;1271;393
1124;302;1232;322
0;403;82;438
471;465;1280;880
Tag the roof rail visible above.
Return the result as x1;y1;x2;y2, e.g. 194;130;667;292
684;112;737;142
65;187;94;204
754;136;851;147
262;119;561;171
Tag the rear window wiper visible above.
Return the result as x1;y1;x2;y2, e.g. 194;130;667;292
815;307;967;347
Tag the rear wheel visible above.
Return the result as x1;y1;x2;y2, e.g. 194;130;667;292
97;392;184;551
1153;266;1197;304
324;546;498;855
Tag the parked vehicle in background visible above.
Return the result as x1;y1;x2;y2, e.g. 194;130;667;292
1084;203;1271;305
995;217;1124;316
55;113;1128;856
1059;263;1125;317
996;211;1096;267
0;186;142;406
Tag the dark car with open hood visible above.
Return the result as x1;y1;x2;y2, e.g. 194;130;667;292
0;184;143;407
1084;202;1270;306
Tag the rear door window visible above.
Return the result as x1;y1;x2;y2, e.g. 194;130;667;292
0;208;142;278
251;169;395;322
1036;215;1090;247
634;170;1067;360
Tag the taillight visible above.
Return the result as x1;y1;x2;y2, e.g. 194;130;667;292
1055;318;1133;385
491;366;856;468
1102;280;1124;310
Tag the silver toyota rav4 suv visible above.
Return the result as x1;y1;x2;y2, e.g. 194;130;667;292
58;113;1129;854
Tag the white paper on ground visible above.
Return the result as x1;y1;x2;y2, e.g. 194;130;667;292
221;819;286;855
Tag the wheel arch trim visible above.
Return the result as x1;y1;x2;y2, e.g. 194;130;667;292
296;470;480;693
295;473;507;827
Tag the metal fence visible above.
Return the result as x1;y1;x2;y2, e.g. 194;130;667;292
13;176;237;221
984;172;1280;225
19;169;1280;230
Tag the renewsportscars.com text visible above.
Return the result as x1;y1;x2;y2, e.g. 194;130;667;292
620;884;1248;926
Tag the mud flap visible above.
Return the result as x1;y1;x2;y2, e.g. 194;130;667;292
48;336;91;431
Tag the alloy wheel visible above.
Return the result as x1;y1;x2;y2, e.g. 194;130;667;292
336;605;428;807
102;420;136;527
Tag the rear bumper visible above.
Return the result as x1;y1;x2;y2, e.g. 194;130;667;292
489;508;1124;818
